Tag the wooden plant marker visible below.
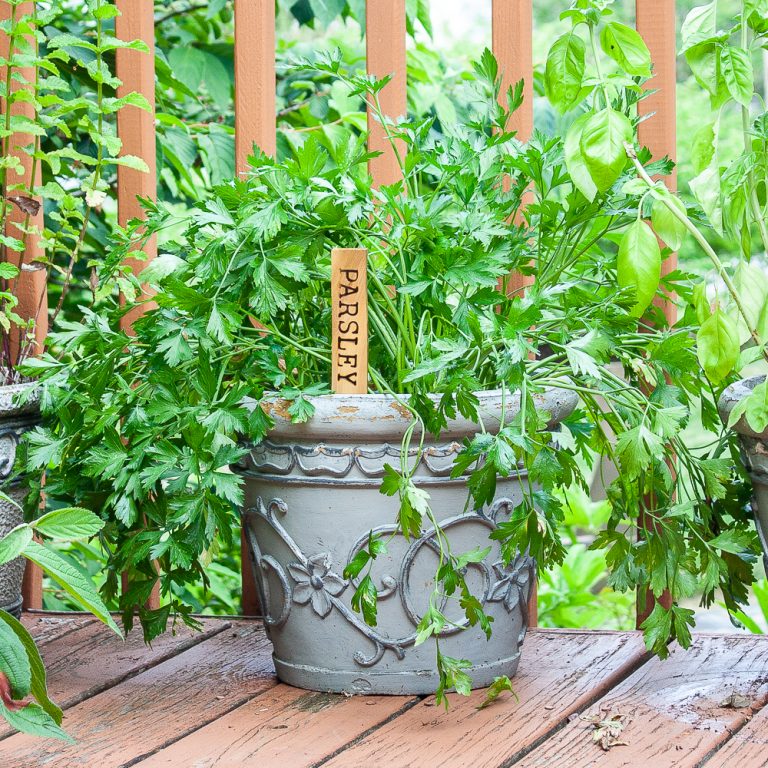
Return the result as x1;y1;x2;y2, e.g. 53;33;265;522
331;248;368;394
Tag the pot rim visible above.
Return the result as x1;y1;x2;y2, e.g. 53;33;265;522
0;380;39;420
247;386;579;442
719;375;767;439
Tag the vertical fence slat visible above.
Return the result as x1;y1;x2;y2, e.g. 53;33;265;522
116;0;157;325
1;0;46;609
492;0;537;625
235;0;276;616
235;0;276;174
116;0;159;611
366;0;407;187
492;0;534;303
491;0;533;144
637;0;678;258
636;0;677;627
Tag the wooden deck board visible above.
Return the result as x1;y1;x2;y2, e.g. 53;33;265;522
22;612;95;644
3;621;276;767
701;704;768;767
5;616;767;768
319;630;648;768
134;685;420;768
16;617;227;714
513;634;768;768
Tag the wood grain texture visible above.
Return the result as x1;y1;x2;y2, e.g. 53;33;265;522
515;635;768;768
7;619;768;768
366;0;406;187
21;558;43;612
636;0;677;326
702;704;768;767
115;0;158;336
21;613;95;645
2;1;46;608
234;0;276;172
0;0;47;365
492;2;535;308
635;0;678;628
331;248;368;394
322;630;648;768
1;622;276;767
491;0;533;144
234;0;275;616
135;686;418;768
0;618;227;741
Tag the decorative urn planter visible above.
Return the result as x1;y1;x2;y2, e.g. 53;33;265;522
0;382;40;618
236;387;577;695
719;376;768;571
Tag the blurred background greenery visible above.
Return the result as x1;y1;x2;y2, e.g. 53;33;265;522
40;0;767;633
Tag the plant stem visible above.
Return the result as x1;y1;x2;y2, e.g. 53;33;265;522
589;24;611;109
740;7;768;253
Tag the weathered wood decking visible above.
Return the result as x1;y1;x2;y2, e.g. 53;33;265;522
3;615;767;767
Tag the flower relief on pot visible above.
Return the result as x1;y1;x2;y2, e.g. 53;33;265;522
243;495;536;668
289;552;347;618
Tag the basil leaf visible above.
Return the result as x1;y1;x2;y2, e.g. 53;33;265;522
564;112;598;201
544;30;586;113
600;22;652;77
651;193;687;251
579;108;633;192
696;307;739;383
617;220;661;317
720;46;754;107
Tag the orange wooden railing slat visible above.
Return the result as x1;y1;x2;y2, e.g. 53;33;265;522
491;0;538;625
366;0;407;188
235;0;276;615
235;0;276;175
635;0;677;626
115;0;159;611
116;0;157;330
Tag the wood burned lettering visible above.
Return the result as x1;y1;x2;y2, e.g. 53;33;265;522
331;249;368;394
337;270;360;386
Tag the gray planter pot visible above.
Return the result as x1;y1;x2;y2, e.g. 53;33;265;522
719;376;768;572
0;382;40;618
236;387;577;695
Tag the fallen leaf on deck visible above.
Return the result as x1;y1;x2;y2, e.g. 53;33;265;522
719;692;752;709
582;708;631;752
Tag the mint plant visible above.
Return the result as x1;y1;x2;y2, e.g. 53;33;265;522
0;0;146;739
0;0;150;368
0;501;120;739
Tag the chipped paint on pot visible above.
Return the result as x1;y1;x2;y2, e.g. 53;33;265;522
719;376;768;571
0;382;40;618
235;387;578;695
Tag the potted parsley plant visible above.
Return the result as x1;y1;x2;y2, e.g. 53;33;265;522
25;29;759;702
